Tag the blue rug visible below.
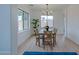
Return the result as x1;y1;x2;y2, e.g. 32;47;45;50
23;51;77;55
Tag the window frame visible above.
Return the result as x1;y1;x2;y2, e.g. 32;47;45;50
40;15;53;28
18;8;30;32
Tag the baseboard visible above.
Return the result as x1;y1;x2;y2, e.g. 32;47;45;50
57;33;64;35
65;37;79;48
0;51;11;55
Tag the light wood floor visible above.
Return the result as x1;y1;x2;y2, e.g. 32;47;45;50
17;34;79;54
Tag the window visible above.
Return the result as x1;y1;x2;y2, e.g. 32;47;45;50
18;9;30;32
41;15;53;28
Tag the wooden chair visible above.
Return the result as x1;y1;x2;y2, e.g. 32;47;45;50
52;28;57;47
43;31;53;49
34;29;40;47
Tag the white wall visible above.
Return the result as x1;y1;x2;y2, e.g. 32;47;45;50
0;5;11;54
66;5;79;45
0;4;32;54
17;5;32;46
31;10;65;34
30;10;41;32
53;10;64;34
64;8;67;37
0;5;18;54
10;5;17;54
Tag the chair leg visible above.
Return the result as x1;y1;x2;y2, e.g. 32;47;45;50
53;39;55;47
36;40;37;45
53;38;56;47
43;46;45;49
43;42;45;49
38;41;40;47
36;39;40;46
54;38;56;46
50;43;53;50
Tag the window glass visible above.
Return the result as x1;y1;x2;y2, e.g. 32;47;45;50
41;15;53;28
18;9;30;32
18;9;23;32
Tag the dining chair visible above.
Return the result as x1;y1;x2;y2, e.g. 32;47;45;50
43;31;53;49
35;29;40;47
53;28;57;47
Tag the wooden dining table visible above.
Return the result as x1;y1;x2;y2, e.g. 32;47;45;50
39;29;55;35
38;29;56;47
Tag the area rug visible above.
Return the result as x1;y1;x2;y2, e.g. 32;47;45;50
23;51;77;55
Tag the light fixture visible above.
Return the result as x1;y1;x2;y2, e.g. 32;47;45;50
41;4;53;27
45;4;53;15
46;4;48;26
46;4;48;16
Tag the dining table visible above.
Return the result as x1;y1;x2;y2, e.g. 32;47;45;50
39;29;55;35
38;28;56;47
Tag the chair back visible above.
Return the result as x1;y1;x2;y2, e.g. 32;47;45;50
53;28;57;34
43;31;53;49
34;29;39;35
44;31;52;41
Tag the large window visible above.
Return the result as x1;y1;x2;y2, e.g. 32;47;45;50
18;9;30;32
41;16;53;28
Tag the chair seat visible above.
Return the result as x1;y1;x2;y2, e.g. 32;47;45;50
45;39;52;41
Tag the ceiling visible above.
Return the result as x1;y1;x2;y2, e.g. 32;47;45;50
28;4;69;11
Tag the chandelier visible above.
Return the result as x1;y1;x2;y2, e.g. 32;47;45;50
45;4;53;15
41;4;53;16
46;4;48;16
41;4;53;26
46;4;49;26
